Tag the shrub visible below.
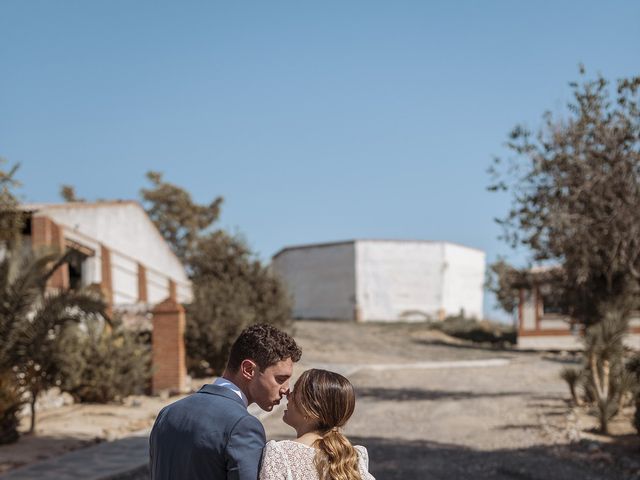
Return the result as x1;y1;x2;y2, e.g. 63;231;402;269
560;367;583;406
57;318;151;403
431;315;516;347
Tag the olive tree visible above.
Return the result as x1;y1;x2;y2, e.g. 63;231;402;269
489;69;640;433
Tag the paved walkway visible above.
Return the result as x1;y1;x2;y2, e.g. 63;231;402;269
0;359;510;479
0;430;151;480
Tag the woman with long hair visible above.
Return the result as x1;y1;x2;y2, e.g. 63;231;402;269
259;369;375;480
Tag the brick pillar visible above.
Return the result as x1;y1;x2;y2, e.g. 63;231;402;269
137;263;148;303
31;216;69;290
152;298;187;395
534;285;541;331
101;245;113;316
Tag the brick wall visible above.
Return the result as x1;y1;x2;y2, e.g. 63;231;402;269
31;215;69;290
151;298;187;394
100;244;114;317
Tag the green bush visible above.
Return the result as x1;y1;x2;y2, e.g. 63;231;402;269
57;318;151;403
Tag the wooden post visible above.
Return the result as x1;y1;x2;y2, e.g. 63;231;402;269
100;244;113;317
137;263;148;303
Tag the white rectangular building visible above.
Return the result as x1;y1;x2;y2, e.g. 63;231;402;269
272;240;485;322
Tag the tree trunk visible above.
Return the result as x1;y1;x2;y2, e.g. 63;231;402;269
599;401;609;434
634;394;640;434
591;354;612;434
28;392;37;434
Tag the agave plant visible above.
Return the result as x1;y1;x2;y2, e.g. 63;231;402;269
582;302;631;434
560;367;583;406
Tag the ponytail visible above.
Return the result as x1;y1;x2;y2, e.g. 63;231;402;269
313;428;362;480
291;369;362;479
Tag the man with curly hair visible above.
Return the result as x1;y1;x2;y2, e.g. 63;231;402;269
150;323;302;480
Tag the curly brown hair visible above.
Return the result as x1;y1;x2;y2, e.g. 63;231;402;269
226;323;301;372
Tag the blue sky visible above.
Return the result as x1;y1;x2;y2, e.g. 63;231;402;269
1;1;639;320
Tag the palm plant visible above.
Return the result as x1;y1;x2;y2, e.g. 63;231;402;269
0;246;105;442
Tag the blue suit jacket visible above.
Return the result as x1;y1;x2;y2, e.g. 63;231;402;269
149;384;266;480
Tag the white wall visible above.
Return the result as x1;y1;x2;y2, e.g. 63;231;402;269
521;290;536;330
111;251;138;305
356;241;446;322
442;243;485;319
273;240;486;323
518;335;582;350
34;202;191;304
272;243;356;320
37;202;188;283
147;269;171;305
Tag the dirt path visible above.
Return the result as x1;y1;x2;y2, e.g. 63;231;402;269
262;321;640;479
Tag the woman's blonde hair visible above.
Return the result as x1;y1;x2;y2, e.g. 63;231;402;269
292;369;362;480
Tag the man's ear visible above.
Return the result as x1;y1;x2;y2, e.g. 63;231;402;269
240;359;257;380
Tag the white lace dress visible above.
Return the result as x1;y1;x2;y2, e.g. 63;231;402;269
259;439;376;480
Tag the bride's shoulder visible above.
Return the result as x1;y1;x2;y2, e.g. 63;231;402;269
353;446;375;479
264;439;298;452
354;445;369;456
264;440;284;453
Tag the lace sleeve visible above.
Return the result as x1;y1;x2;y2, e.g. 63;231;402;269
259;440;288;480
355;445;376;480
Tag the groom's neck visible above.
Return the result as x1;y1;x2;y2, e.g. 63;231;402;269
221;370;252;404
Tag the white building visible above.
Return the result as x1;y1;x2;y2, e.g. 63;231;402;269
21;201;192;315
516;273;640;350
272;240;485;322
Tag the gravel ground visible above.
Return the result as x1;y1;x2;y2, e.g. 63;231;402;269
104;320;640;479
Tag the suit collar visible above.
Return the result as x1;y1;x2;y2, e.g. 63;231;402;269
198;384;247;408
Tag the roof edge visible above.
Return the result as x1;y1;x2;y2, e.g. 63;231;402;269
272;239;484;259
20;200;141;211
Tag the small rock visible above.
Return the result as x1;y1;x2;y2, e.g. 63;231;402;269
587;442;600;453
